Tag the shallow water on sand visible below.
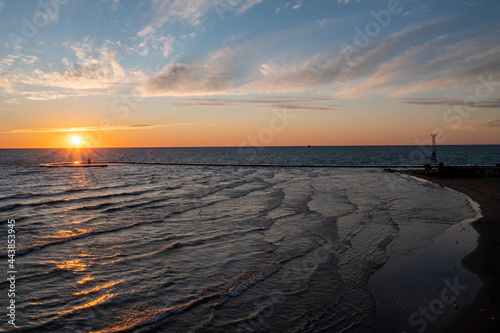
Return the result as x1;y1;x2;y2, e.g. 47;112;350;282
370;180;482;333
0;148;481;332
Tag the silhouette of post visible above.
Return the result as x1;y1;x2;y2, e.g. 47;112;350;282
430;134;437;165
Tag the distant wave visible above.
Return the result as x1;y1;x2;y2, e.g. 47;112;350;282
0;198;231;258
261;189;285;213
73;202;115;210
0;187;178;212
157;241;182;253
85;240;327;333
224;264;282;297
102;196;170;212
0;221;149;258
196;180;248;199
86;264;283;333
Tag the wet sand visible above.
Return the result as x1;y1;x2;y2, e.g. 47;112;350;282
408;171;500;332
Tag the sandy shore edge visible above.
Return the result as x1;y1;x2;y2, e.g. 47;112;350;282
406;171;500;332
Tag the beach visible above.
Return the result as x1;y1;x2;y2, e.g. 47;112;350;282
408;170;500;332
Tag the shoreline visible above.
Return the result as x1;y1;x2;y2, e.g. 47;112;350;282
407;170;500;332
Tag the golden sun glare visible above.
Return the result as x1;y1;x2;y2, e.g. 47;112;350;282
71;136;82;145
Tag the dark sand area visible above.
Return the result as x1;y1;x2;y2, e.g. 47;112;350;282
409;169;500;332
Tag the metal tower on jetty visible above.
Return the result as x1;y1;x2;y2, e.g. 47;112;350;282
430;134;437;165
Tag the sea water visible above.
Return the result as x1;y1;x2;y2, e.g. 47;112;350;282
0;146;497;332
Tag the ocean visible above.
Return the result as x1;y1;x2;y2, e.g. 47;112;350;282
0;146;498;332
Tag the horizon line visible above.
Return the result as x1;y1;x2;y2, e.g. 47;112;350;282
1;143;500;149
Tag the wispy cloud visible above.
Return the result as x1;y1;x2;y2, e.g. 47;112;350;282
291;1;302;10
235;0;264;15
133;0;266;56
1;39;146;98
25;91;69;101
239;53;345;94
136;25;177;57
139;16;499;99
142;44;246;96
103;0;120;11
0;124;182;134
227;18;455;95
149;0;213;27
475;119;500;128
250;18;500;99
5;98;18;105
444;119;500;131
399;98;500;108
3;13;499;105
171;96;341;111
337;0;362;4
145;0;265;28
270;104;341;111
0;54;39;74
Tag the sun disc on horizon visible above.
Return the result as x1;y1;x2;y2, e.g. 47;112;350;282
71;136;82;146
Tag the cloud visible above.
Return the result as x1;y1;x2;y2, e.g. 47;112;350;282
137;25;155;38
239;53;345;94
444;119;500;131
170;96;341;111
149;0;213;27
103;0;120;10
142;19;347;96
5;98;18;105
142;17;487;97
270;104;341;111
144;62;231;96
328;19;500;98
162;34;176;57
2;39;146;98
229;18;453;95
0;77;12;92
0;54;39;74
181;32;196;39
4;11;499;107
337;0;362;4
227;16;500;100
476;119;500;128
136;25;177;58
0;1;4;11
0;56;16;75
142;45;246;96
145;0;265;29
0;124;177;134
399;98;500;108
25;91;69;101
291;1;302;10
235;0;264;15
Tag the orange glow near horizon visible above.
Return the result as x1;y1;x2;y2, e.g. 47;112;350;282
1;119;500;149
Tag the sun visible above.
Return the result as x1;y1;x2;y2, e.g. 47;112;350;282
71;135;82;146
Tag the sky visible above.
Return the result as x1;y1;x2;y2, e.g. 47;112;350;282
0;0;499;148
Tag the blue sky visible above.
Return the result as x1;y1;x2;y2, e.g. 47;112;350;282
0;0;499;148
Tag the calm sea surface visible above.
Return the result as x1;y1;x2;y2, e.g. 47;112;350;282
0;146;497;332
